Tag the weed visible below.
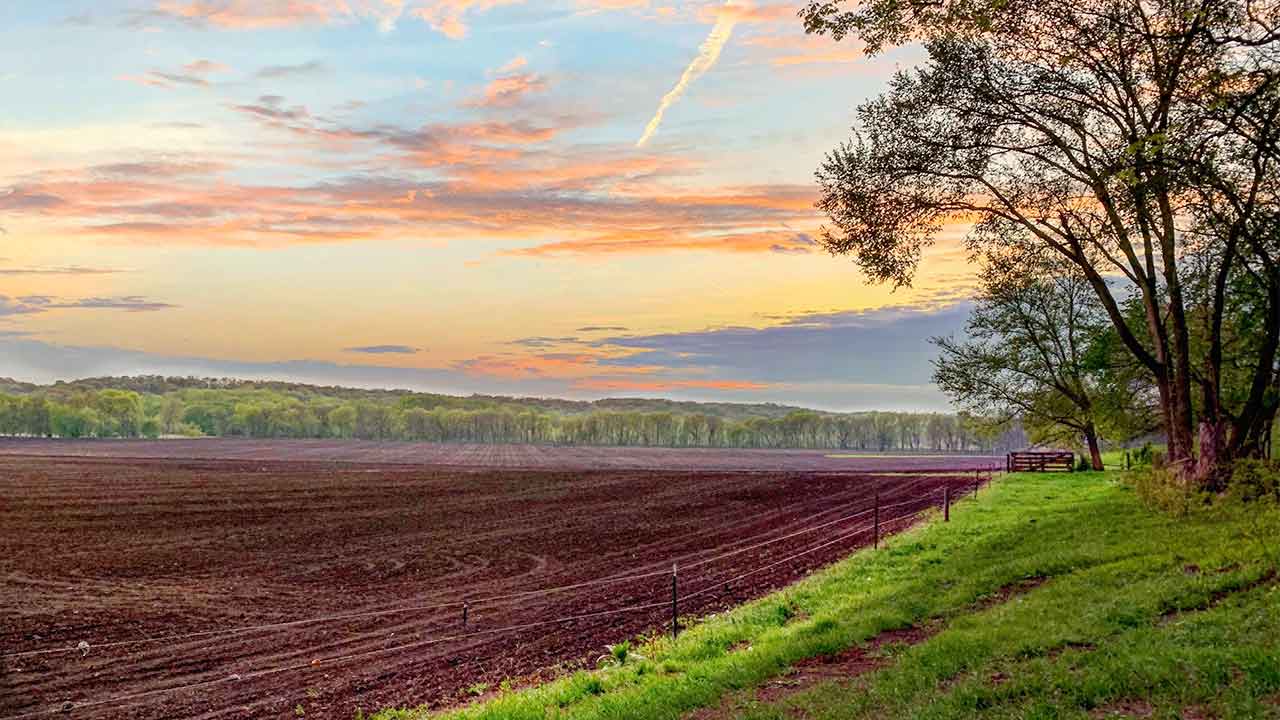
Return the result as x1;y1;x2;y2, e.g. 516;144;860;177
463;683;490;698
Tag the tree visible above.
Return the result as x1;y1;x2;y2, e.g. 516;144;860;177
51;405;101;438
159;396;185;435
803;0;1280;487
95;390;143;437
933;264;1115;469
328;404;357;439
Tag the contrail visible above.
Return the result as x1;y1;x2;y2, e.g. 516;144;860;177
636;0;739;147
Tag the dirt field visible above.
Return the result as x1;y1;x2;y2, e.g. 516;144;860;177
0;438;1003;473
1;447;986;720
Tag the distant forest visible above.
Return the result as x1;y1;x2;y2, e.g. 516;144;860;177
0;376;1022;452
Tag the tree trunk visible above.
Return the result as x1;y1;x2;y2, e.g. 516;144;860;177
1084;423;1104;471
1195;417;1233;493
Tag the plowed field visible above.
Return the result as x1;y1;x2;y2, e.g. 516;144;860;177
1;446;989;719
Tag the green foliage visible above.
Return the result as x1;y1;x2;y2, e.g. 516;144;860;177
464;683;490;698
1130;458;1280;520
1225;459;1280;506
0;378;1012;451
610;641;632;666
1128;465;1210;517
598;640;639;668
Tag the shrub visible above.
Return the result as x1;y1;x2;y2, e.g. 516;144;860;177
1135;443;1154;466
1130;457;1280;518
1225;459;1280;505
1128;465;1207;517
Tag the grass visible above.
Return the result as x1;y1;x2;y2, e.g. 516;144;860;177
376;471;1280;720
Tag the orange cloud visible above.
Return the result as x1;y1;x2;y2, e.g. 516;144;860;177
151;0;343;29
492;55;528;74
409;0;523;38
503;228;820;257
455;352;606;380
696;1;794;24
465;72;549;108
742;33;866;67
3;156;825;255
471;72;550;107
571;378;770;391
149;0;530;36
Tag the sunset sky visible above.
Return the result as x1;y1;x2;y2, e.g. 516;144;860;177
0;0;975;411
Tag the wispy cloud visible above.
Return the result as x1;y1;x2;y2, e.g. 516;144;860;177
255;60;327;79
503;228;819;257
410;0;524;39
0;295;176;316
492;55;527;74
0;266;125;276
119;59;229;89
465;71;548;108
637;0;739;147
571;378;769;392
345;344;422;354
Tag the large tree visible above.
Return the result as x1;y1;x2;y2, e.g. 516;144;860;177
803;0;1280;487
933;263;1116;469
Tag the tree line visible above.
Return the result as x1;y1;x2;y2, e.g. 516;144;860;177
0;383;1012;452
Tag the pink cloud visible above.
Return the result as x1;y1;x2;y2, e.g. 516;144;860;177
409;0;524;38
465;72;550;108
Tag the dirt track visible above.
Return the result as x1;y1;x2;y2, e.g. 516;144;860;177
1;447;984;720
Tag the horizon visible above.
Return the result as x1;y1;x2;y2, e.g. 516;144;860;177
0;1;974;412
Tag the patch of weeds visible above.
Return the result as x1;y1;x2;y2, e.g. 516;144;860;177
463;683;490;698
597;640;642;667
770;600;805;626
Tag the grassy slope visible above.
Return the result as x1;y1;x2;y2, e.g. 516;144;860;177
377;472;1280;720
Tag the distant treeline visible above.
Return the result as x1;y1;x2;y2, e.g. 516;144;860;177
0;376;1018;452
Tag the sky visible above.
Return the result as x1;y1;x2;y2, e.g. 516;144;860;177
0;0;976;411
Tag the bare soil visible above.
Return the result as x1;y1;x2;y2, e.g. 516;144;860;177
1;448;983;720
0;438;1003;474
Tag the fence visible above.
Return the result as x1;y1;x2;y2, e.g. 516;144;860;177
1007;451;1075;473
2;471;995;720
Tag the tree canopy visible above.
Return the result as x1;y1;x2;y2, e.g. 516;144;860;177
804;0;1280;486
0;376;1015;452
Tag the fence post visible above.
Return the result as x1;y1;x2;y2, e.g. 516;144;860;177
944;486;950;522
873;487;881;549
463;601;469;630
671;563;679;641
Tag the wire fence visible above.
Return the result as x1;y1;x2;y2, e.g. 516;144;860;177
3;472;993;720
